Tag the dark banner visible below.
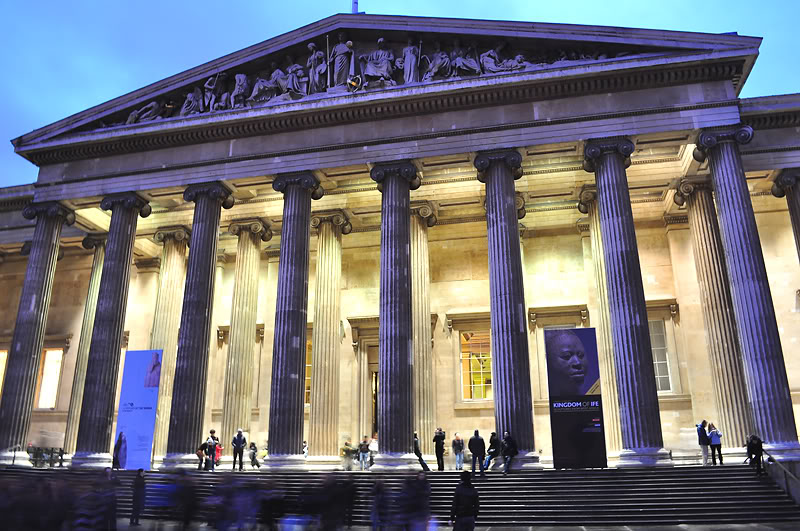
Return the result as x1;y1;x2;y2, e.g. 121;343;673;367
544;328;607;469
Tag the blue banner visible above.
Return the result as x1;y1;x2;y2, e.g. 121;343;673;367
113;349;162;470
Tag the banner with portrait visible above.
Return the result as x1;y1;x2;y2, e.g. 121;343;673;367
544;328;606;469
113;349;162;470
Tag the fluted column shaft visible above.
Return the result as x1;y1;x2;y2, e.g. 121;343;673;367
371;161;419;456
678;182;754;447
584;139;666;461
221;220;271;451
74;194;150;465
771;170;800;265
0;202;74;465
698;126;799;448
474;150;535;453
411;206;436;454
165;182;234;463
268;172;322;456
63;236;106;455
309;214;346;457
150;228;189;461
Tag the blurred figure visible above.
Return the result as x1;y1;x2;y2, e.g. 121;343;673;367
433;427;446;471
303;440;309;458
502;431;518;475
483;431;499;471
175;470;198;530
130;468;146;526
452;432;465;470
371;480;389;530
338;475;357;528
101;467;120;531
207;429;218;471
747;434;765;476
197;439;208;470
369;432;379;467
413;431;430;471
359;435;372;470
469;429;486;477
258;480;285;531
403;471;431;530
341;440;355;470
450;470;480;531
232;428;247;471
249;441;262;469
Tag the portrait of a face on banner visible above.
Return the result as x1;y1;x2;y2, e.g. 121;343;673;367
544;328;607;469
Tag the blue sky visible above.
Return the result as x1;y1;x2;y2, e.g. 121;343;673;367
1;0;797;188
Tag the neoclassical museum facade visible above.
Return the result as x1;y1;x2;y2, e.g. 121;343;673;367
1;13;799;468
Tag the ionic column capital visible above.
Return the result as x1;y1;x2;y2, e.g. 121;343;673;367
22;201;75;226
692;125;754;162
370;160;420;190
672;176;713;206
100;192;151;218
474;149;523;182
411;201;438;227
154;226;191;244
184;181;235;208
771;169;800;198
576;184;597;214
583;138;635;173
229;218;273;242
273;172;324;199
82;233;107;250
311;210;352;234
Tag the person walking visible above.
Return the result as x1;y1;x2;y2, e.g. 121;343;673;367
231;429;247;471
452;433;465;471
501;431;518;475
206;430;218;471
450;470;480;531
697;420;710;466
369;432;379;468
130;468;145;527
413;432;430;471
708;423;723;466
484;432;500;471
248;442;261;469
340;440;355;471
468;430;486;477
359;435;372;471
433;427;446;471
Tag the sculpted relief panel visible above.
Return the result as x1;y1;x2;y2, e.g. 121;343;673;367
107;32;644;129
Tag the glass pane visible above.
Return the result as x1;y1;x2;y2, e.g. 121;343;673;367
0;350;7;397
485;384;493;400
460;330;491;400
657;376;671;392
37;349;63;409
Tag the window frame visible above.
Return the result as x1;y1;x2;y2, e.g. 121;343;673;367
446;310;494;409
459;330;493;401
645;300;682;396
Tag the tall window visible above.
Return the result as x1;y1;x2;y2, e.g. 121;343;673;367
649;319;672;392
0;349;7;397
35;348;64;409
305;339;312;405
460;331;492;400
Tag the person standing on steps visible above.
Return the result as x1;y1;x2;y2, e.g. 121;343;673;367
452;432;465;470
414;431;430;471
501;431;518;475
433;427;446;471
248;442;261;469
708;423;723;466
747;434;765;476
130;468;145;527
468;430;486;477
206;430;218;471
697;420;710;466
359;435;371;471
231;429;247;471
484;432;500;471
450;470;480;531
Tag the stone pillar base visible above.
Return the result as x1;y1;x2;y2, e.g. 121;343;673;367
0;450;33;467
509;451;542;470
262;454;306;470
617;447;674;467
162;453;204;470
70;452;113;469
152;455;165;469
765;442;800;461
371;453;420;471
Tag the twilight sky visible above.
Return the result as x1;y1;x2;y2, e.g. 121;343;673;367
1;0;796;188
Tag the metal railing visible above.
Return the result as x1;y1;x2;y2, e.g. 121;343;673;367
2;445;22;466
763;448;800;504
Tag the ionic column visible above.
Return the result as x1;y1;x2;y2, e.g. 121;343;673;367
164;182;234;467
308;211;351;460
695;126;800;454
771;169;800;265
221;219;272;453
0;202;74;466
63;234;106;456
267;172;323;464
150;227;190;464
474;150;538;467
583;138;671;466
369;161;419;467
673;178;754;448
577;187;623;455
411;202;436;455
73;193;151;468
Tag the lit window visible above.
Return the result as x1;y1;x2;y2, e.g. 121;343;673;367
460;331;493;400
305;339;312;405
36;348;63;409
649;320;672;392
0;349;7;397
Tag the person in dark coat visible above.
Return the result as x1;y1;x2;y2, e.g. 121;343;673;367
747;434;765;476
468;430;486;476
450;470;480;531
130;468;146;526
501;431;518;475
483;432;500;471
413;432;430;471
101;467;121;531
697;420;710;466
231;428;247;471
402;471;431;529
433;427;446;471
197;440;208;470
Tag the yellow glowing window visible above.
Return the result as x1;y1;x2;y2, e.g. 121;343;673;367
36;348;63;409
305;338;312;405
0;350;7;397
460;331;493;400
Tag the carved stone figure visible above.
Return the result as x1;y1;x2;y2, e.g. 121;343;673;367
422;41;450;82
360;38;396;87
329;32;354;88
248;64;283;104
503;54;537;71
306;43;327;95
396;37;420;84
280;56;305;98
449;39;481;77
203;73;229;111
230;74;251;109
126;100;162;125
480;42;518;74
179;88;203;117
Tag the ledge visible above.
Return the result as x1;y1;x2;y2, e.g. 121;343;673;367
453;401;494;411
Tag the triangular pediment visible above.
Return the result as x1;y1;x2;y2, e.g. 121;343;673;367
13;13;760;160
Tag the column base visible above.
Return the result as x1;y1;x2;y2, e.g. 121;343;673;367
765;441;800;462
306;455;348;470
262;454;306;470
70;452;113;469
152;455;165;469
617;447;674;467
0;450;33;467
162;453;204;470
370;453;421;471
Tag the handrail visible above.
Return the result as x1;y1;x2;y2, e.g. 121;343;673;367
763;448;800;501
2;445;22;466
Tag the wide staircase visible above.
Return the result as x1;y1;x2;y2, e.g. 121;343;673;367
2;465;799;526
